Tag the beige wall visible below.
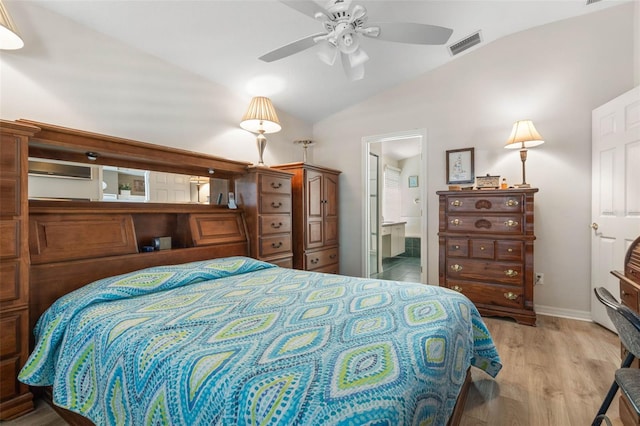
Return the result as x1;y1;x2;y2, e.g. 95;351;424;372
313;3;636;319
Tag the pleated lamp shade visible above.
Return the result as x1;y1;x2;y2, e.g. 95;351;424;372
0;1;24;50
504;120;544;149
240;97;281;134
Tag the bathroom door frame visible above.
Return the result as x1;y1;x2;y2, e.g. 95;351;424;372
361;129;428;282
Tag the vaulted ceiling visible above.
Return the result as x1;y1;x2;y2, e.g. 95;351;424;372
27;0;628;124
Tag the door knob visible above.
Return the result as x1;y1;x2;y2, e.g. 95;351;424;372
591;223;599;231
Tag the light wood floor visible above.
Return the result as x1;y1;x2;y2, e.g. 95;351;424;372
4;315;624;426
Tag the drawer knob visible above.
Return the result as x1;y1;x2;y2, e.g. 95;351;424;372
503;292;518;300
504;269;519;277
450;264;463;272
454;245;460;249
310;258;319;264
508;248;513;252
451;285;463;292
504;219;519;227
450;218;461;226
480;246;485;251
506;199;519;207
271;242;283;248
451;200;462;207
270;182;282;189
329;254;337;259
271;202;282;208
271;222;283;229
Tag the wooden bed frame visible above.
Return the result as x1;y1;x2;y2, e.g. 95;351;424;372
12;119;472;426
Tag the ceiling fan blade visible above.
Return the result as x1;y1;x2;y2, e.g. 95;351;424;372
365;22;453;45
259;33;326;62
280;0;328;20
341;52;365;81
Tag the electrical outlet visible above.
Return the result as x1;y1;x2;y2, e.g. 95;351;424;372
535;273;544;285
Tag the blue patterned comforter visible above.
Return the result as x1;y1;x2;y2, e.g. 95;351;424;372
20;256;501;425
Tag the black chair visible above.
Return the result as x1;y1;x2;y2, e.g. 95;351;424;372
592;287;640;426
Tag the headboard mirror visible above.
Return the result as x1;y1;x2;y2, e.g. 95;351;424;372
19;119;251;205
28;158;231;204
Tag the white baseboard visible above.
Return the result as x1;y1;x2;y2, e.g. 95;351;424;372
534;304;593;322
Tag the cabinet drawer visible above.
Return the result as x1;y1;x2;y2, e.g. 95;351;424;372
445;194;524;213
305;247;339;270
381;226;391;236
447;238;468;257
496;241;524;261
446;258;523;286
271;257;293;269
259;175;291;195
0;220;19;260
0;312;23;358
470;239;494;259
259;215;291;235
0;261;20;303
311;263;340;274
0;134;20;177
446;215;523;234
260;194;291;214
0;356;22;401
0;179;19;216
259;234;292;257
446;280;524;309
620;281;639;311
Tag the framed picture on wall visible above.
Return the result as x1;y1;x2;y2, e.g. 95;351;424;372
408;175;418;188
446;147;475;184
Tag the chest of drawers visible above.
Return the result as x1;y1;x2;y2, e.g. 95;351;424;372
437;188;538;326
235;167;294;268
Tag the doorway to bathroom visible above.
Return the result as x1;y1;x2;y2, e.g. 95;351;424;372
362;129;427;283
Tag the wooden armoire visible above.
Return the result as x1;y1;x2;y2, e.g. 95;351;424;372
273;163;340;274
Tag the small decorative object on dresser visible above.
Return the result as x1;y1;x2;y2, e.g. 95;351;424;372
437;187;538;326
611;236;640;426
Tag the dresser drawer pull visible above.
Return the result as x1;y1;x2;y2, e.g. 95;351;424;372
450;264;463;272
451;285;463;292
503;292;518;300
271;222;283;229
310;258;319;264
453;245;460;249
504;269;518;277
271;242;283;249
329;254;337;259
270;182;282;189
271;202;282;208
508;248;513;252
451;200;462;207
506;199;520;207
504;220;519;227
480;246;485;251
450;219;461;226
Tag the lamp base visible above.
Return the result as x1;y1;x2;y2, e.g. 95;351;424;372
514;183;531;188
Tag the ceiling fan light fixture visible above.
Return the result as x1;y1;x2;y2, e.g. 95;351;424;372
348;47;369;68
317;41;338;65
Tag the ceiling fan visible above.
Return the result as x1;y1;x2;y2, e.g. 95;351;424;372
259;0;454;81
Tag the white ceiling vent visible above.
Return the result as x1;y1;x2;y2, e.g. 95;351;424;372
448;31;483;56
586;0;602;4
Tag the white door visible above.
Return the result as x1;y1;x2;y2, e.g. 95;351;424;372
591;86;640;331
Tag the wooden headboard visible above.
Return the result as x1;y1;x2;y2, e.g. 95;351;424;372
17;120;255;332
28;201;250;329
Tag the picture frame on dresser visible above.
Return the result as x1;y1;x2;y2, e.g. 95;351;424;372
446;147;475;184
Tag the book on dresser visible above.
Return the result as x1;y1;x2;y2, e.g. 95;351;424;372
437;188;538;326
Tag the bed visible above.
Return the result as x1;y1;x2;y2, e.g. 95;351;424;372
20;256;500;425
